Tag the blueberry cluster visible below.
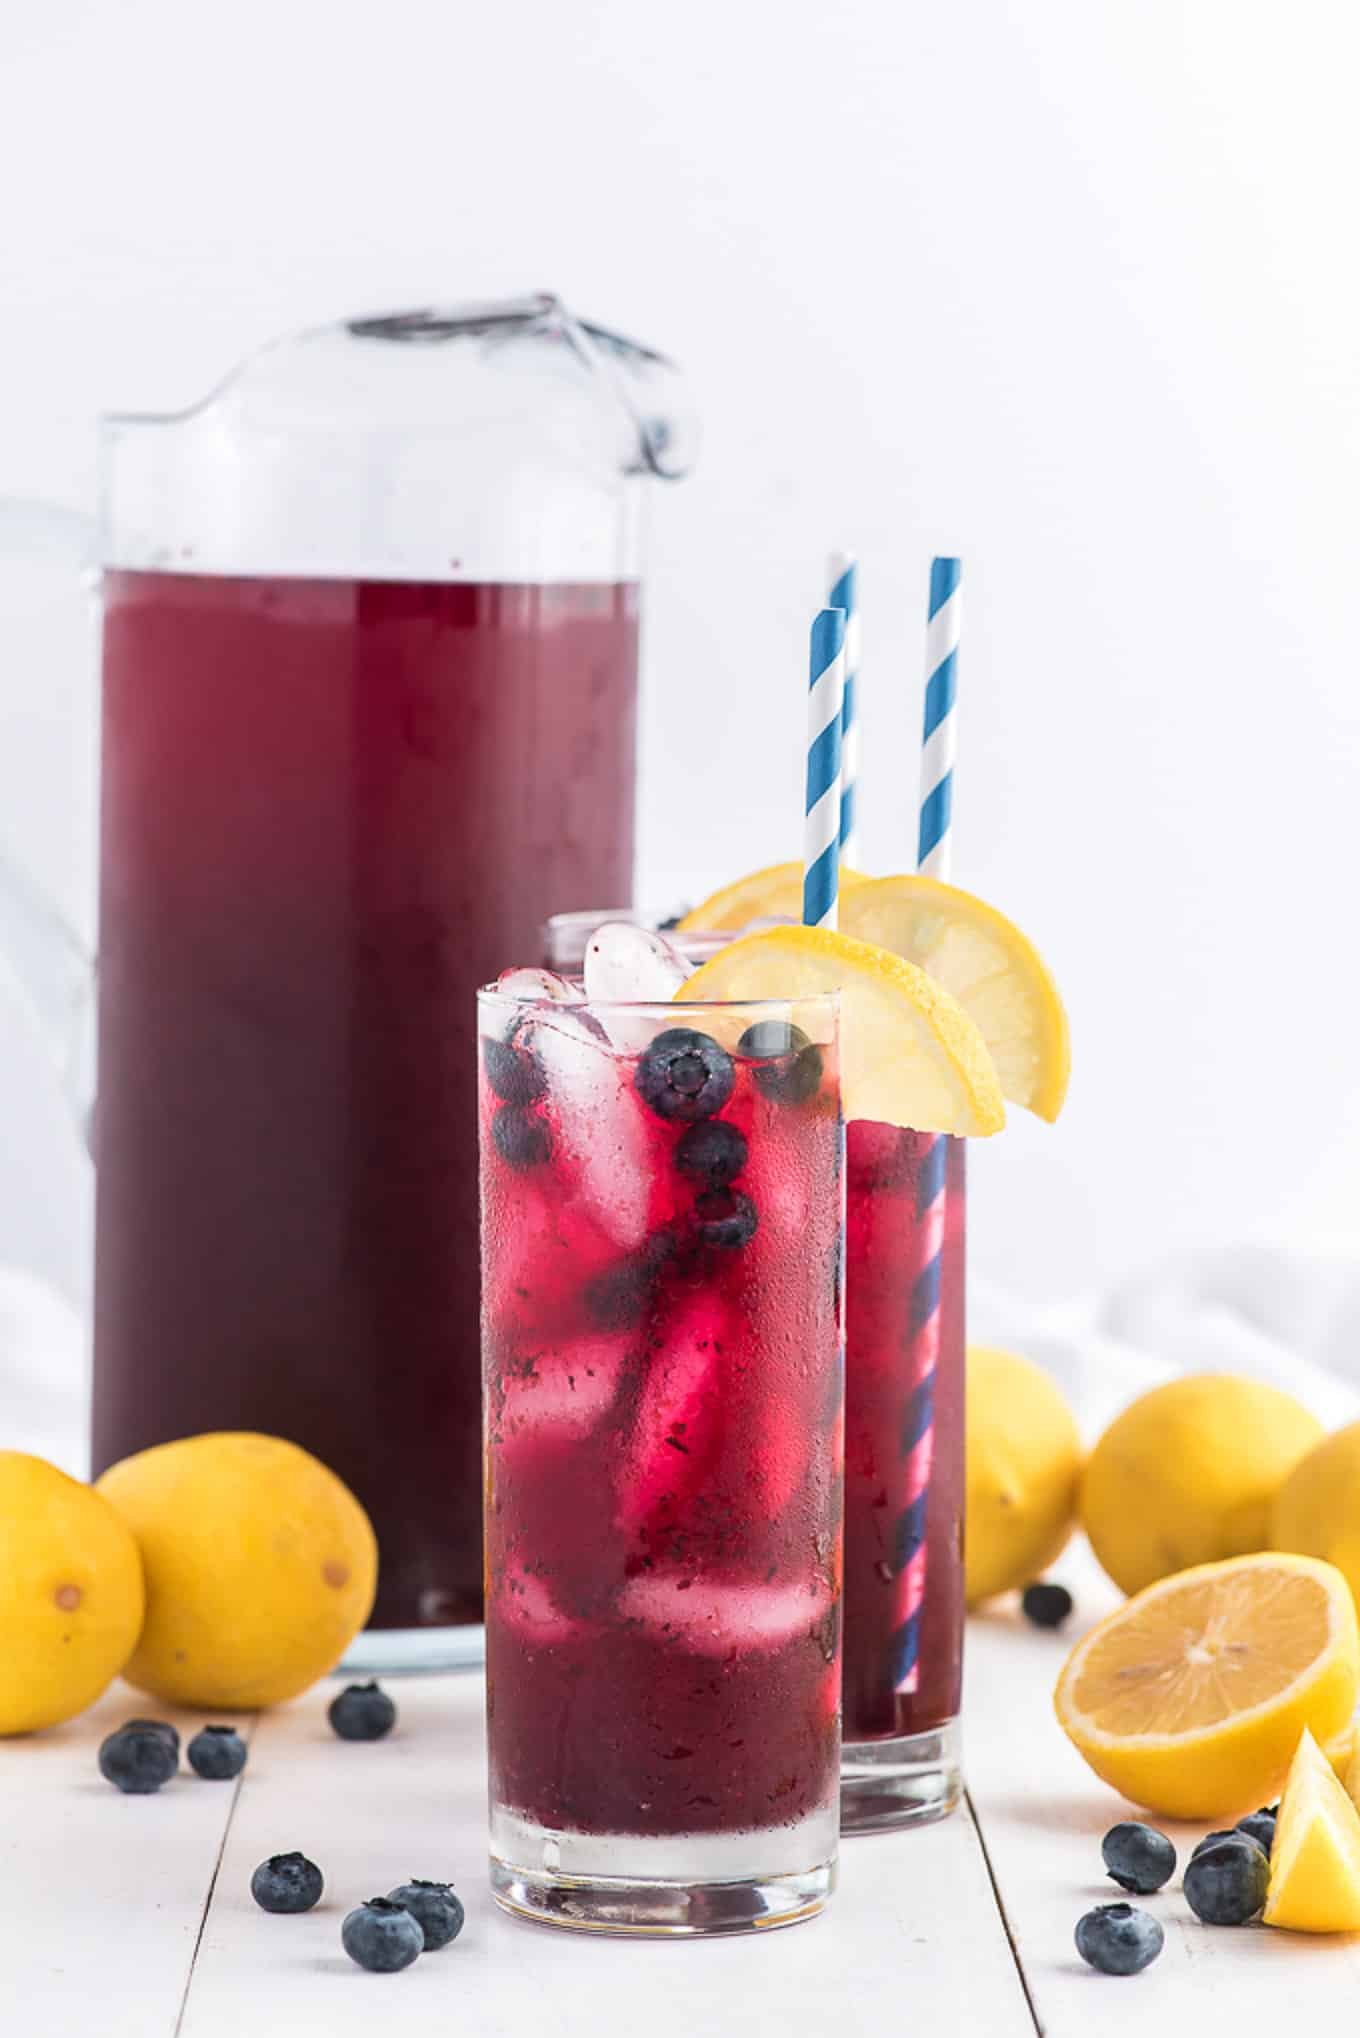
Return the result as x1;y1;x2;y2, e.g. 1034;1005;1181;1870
1077;1806;1279;1974
97;1683;456;1973
243;1687;463;1974
251;1852;465;1973
632;1019;825;1265
636;1025;765;1256
484;1034;553;1172
97;1717;248;1794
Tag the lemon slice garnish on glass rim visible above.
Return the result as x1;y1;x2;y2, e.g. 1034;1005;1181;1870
1053;1552;1360;1820
839;874;1070;1121
678;925;1005;1137
676;861;871;934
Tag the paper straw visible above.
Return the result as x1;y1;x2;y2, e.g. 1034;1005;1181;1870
917;556;961;879
803;607;846;930
890;1133;949;1695
827;552;860;864
890;556;963;1696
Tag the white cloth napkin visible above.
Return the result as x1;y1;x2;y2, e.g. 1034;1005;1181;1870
972;1243;1360;1440
6;1244;1360;1478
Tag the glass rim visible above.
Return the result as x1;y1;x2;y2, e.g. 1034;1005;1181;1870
477;983;840;1019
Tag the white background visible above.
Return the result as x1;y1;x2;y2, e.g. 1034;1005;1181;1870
2;0;1359;1339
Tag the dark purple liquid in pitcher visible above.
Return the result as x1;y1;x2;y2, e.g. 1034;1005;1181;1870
92;570;638;1628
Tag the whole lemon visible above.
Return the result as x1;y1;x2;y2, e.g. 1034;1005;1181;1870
0;1452;145;1734
1081;1374;1323;1598
965;1345;1083;1605
96;1433;377;1709
1272;1421;1360;1612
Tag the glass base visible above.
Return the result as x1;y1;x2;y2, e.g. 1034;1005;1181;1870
489;1804;837;1937
840;1718;962;1834
338;1623;485;1676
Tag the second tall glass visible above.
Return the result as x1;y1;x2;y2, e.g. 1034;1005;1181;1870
840;1126;966;1829
479;987;844;1935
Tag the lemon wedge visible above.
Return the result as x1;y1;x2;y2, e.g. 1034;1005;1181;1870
1054;1552;1359;1819
1264;1727;1360;1932
677;861;870;934
839;875;1070;1120
678;925;1005;1136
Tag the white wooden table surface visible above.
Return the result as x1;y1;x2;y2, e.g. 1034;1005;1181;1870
7;1559;1356;2036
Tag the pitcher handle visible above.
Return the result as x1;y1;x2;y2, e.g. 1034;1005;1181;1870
0;498;98;1131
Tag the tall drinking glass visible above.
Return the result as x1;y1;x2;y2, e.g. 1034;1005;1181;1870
839;1126;966;1830
478;986;844;1935
542;911;969;1832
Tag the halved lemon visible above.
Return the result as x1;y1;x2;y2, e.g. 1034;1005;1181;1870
1264;1727;1360;1932
678;925;1005;1136
677;861;871;934
840;875;1070;1120
1054;1553;1360;1819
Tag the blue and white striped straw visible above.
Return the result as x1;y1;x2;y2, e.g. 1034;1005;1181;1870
917;556;962;880
803;607;847;929
827;551;860;865
894;555;963;1694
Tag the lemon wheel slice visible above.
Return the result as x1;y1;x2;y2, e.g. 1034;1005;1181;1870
839;875;1070;1120
678;925;1005;1136
1054;1553;1360;1820
677;861;871;934
1265;1727;1360;1932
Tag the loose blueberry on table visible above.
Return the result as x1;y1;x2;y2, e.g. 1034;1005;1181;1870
328;1681;397;1741
1074;1902;1164;1976
387;1880;466;1950
121;1716;180;1755
1189;1828;1266;1863
342;1898;425;1973
1235;1806;1277;1855
1183;1835;1269;1925
490;1104;553;1170
187;1724;248;1780
98;1724;178;1794
1021;1581;1074;1630
250;1852;324;1914
1101;1821;1176;1894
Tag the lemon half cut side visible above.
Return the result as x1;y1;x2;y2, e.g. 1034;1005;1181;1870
1054;1552;1359;1820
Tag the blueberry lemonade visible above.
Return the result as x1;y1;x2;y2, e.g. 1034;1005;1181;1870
671;874;1069;1832
478;967;844;1936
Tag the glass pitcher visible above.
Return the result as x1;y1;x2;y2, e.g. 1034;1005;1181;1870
0;295;694;1669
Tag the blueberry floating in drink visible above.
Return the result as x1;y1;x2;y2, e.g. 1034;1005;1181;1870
635;1028;735;1123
